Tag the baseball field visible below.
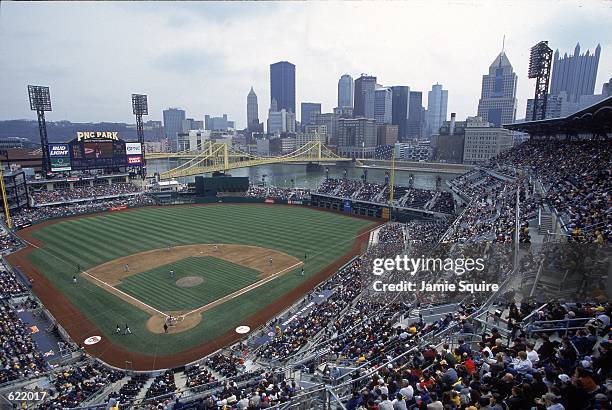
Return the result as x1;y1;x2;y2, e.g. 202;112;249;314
8;204;376;369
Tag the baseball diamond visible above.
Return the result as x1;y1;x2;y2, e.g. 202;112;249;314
7;204;377;369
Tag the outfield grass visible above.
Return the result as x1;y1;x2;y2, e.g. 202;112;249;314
26;205;374;355
117;256;260;311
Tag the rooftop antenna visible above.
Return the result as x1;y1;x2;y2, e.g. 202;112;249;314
502;35;506;53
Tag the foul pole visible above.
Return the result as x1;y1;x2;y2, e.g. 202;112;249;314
389;149;396;221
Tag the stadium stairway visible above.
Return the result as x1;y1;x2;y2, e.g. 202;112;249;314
424;192;439;210
135;377;155;401
80;375;130;407
538;207;554;236
373;186;387;203
174;371;188;392
400;302;461;326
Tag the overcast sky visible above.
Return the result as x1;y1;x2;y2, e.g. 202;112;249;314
0;1;610;128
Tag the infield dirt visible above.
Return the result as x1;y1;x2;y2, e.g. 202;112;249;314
6;204;380;370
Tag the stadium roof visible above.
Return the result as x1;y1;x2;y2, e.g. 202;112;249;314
504;95;612;137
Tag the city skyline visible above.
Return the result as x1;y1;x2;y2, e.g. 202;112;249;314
0;1;610;128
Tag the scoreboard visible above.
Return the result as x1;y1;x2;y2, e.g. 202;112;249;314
48;132;143;173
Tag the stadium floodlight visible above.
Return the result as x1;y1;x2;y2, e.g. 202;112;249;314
131;94;148;179
528;41;553;121
28;85;52;112
131;94;148;115
28;85;52;175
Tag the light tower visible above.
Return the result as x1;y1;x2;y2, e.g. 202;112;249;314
27;85;52;175
131;94;148;178
528;41;553;121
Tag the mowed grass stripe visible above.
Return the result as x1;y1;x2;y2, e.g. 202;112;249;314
116;256;261;311
27;205;375;354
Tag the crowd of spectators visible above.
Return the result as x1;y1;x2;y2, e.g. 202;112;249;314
0;229;21;254
344;301;611;410
256;258;365;362
444;174;536;243
0;267;28;300
430;192;455;214
40;361;125;409
0;303;46;384
316;178;456;214
175;372;300;409
244;185;309;201
406;220;452;245
31;183;143;205
186;364;218;389
205;353;244;379
145;370;177;400
109;373;150;406
7;194;155;228
489;139;611;243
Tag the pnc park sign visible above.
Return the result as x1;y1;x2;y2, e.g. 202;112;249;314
76;131;120;141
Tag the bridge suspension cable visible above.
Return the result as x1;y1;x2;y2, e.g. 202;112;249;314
159;140;350;180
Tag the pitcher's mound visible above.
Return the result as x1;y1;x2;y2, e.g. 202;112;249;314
147;312;202;334
176;276;203;287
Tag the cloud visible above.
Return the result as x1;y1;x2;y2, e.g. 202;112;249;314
0;0;610;127
152;49;219;75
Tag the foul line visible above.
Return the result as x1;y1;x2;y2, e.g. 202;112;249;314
19;237;168;318
19;220;382;322
178;222;382;319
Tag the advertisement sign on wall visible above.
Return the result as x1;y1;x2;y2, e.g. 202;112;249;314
49;144;69;157
127;155;142;165
125;142;142;156
50;157;72;172
48;144;71;171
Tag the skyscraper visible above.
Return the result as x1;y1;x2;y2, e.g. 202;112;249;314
391;86;410;140
477;52;517;127
300;103;321;126
270;61;296;113
354;75;377;119
406;91;424;140
338;74;354;109
426;84;448;136
550;43;601;102
163;108;186;139
374;87;392;124
247;87;259;129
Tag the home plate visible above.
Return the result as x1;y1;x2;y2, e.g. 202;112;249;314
84;336;102;345
235;326;250;334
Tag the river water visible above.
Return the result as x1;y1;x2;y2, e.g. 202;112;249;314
147;160;459;191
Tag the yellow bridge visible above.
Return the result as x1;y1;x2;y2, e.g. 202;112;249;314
151;140;354;179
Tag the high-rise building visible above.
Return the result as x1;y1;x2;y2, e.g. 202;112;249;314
406;91;424;140
462;116;513;164
391;86;410;141
163;108;186;139
181;118;203;132
338;74;354;109
550;43;601;102
337;117;377;158
426;84;448;136
205;114;234;131
434;113;465;164
477;52;517;127
377;124;398;146
267;107;295;135
374;87;393;124
270;61;296;113
354;75;377;119
312;112;338;145
300;103;321;126
334;106;353;120
247;87;259;129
